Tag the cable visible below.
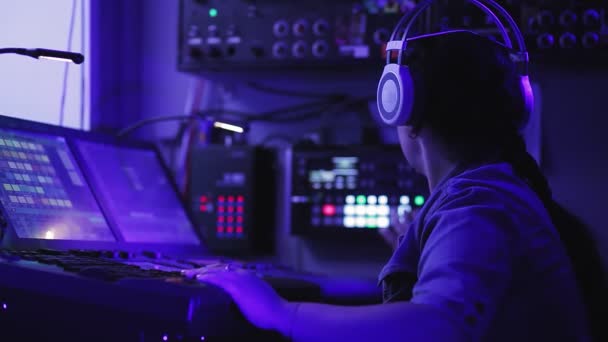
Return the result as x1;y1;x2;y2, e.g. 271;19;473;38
117;99;345;137
117;114;208;138
268;96;374;123
247;81;345;100
254;98;346;121
79;0;86;130
59;0;78;127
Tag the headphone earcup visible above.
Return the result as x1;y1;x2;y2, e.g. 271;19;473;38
519;75;534;130
377;64;415;126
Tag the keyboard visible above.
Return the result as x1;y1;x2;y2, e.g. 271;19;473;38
0;248;321;341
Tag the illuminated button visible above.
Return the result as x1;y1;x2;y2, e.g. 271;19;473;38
377;205;390;216
209;8;218;18
365;205;377;216
344;216;356;228
218;206;225;213
378;217;390;228
366;217;378;228
200;195;208;203
344;205;355;216
400;196;410;205
227;216;234;223
217;226;225;233
227;226;234;233
378;195;388;205
414;195;425;206
356;217;367;228
356;205;366;216
237;216;243;223
367;195;377;204
322;204;336;216
236;226;244;234
217;216;225;223
228;196;235;202
199;205;208;212
237;195;244;202
237;206;244;213
218;196;225;202
398;204;412;216
228;207;234;213
356;195;366;204
345;195;355;204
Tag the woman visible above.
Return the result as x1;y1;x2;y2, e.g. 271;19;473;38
195;31;597;341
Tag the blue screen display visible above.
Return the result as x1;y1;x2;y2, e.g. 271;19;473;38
74;140;199;245
0;129;115;241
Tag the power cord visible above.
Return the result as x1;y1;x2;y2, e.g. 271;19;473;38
246;81;345;100
59;0;78;127
116;98;348;138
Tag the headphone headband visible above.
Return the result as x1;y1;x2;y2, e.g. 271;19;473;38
386;0;529;74
377;0;534;128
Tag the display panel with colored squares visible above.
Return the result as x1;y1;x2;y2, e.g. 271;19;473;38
291;146;428;235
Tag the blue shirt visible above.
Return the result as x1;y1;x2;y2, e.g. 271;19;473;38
379;162;591;341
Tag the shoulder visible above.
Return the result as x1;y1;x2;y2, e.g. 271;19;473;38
418;162;552;247
441;162;548;217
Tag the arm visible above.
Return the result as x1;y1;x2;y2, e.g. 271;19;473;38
281;301;467;342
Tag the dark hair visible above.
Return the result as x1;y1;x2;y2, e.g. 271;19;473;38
407;31;607;340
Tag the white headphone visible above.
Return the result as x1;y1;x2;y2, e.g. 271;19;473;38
376;0;534;128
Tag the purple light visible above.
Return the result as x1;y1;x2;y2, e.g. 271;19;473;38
162;335;168;341
200;337;205;341
2;303;6;310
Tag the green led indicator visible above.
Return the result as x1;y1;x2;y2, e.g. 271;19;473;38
209;8;218;17
414;195;425;206
356;195;366;204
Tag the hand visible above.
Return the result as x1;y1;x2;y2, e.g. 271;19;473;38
379;207;418;250
193;268;295;334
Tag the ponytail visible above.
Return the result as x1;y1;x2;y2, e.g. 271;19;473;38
502;134;608;341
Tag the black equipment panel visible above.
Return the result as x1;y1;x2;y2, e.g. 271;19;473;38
290;145;428;237
178;0;608;75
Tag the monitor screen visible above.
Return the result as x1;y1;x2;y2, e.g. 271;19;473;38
74;140;200;245
0;128;115;241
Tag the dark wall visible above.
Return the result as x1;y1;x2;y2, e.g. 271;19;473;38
94;0;608;278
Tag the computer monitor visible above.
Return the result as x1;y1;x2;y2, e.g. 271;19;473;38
0;128;115;241
73;140;200;245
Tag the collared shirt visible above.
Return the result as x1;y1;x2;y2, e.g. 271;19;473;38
379;162;591;341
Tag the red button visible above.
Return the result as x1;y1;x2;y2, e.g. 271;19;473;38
218;196;225;202
227;216;234;223
217;226;224;233
200;195;208;203
237;216;243;223
237;195;244;202
199;205;208;212
228;196;235;202
237;206;244;213
227;226;234;233
228;207;234;213
218;206;225;213
217;216;225;223
236;226;243;233
322;204;336;216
